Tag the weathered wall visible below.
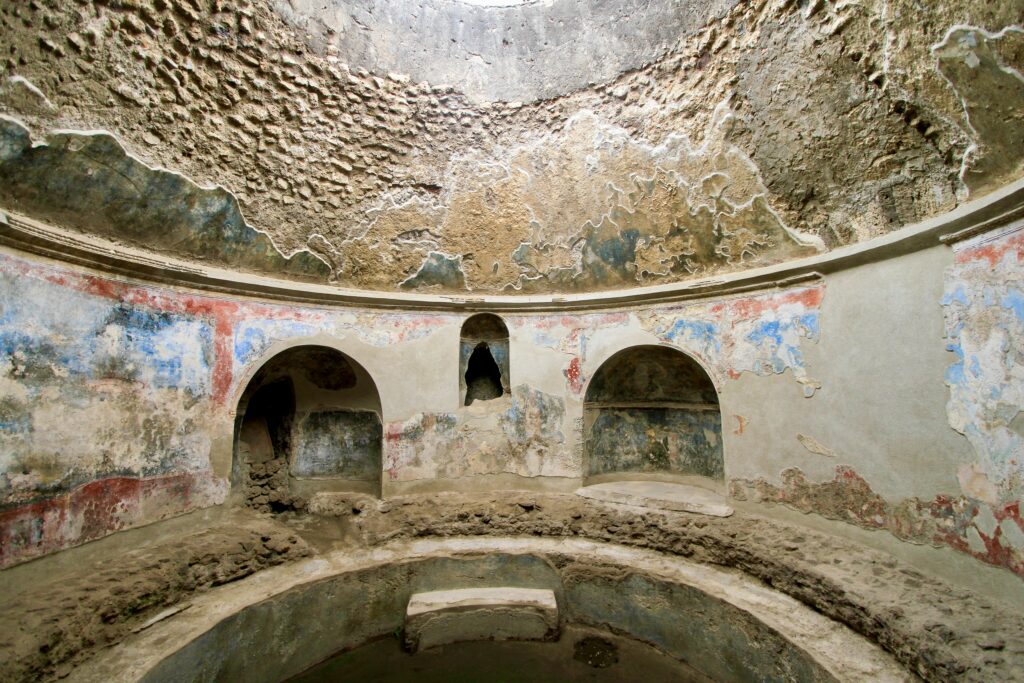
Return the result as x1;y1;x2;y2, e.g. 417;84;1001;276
0;1;1020;294
0;252;229;567
729;232;1024;580
6;226;1020;580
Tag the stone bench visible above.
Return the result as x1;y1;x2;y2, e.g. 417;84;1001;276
576;480;734;517
404;587;559;652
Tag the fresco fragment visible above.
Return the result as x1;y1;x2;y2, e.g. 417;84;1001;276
731;466;1024;578
292;410;382;480
942;226;1024;506
638;285;824;393
385;385;570;481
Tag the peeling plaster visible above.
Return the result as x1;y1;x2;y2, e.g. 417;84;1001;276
638;285;825;394
932;25;1024;193
731;466;1024;578
942;225;1024;506
355;106;824;294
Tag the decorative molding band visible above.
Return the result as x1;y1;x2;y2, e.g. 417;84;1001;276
1;177;1023;312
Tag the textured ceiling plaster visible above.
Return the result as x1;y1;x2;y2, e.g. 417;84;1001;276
272;0;740;103
0;0;1021;295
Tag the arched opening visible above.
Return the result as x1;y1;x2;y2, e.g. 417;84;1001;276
584;345;723;486
460;313;510;406
234;345;383;507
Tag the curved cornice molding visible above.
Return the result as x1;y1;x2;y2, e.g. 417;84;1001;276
1;178;1023;312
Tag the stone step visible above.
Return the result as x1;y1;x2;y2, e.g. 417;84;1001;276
404;587;559;652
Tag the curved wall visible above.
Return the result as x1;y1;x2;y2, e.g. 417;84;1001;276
69;539;906;683
1;185;1021;585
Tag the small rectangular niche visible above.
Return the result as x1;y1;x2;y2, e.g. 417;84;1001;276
460;313;510;406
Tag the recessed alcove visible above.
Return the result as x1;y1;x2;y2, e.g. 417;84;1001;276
460;313;510;406
583;345;724;487
235;345;383;504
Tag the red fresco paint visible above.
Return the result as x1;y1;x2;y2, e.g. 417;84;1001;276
0;473;216;568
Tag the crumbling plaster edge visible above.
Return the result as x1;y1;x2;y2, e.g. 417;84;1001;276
64;536;910;683
1;177;1022;313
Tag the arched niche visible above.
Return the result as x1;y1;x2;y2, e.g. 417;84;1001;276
584;345;723;485
234;345;383;507
460;313;510;406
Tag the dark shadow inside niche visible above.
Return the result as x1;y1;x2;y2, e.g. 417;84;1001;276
233;345;383;508
239;376;296;513
465;342;504;406
584;345;723;482
460;313;510;407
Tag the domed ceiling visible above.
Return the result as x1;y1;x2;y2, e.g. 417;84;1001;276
0;0;1021;294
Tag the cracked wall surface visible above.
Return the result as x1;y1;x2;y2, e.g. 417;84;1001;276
0;1;1020;293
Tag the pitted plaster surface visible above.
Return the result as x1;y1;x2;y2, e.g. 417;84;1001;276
0;1;1020;294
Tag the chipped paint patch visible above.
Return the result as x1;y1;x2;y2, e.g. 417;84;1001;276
0;472;225;568
565;357;584;394
639;285;824;392
797;434;837;458
400;252;467;290
733;415;748;435
730;466;1024;578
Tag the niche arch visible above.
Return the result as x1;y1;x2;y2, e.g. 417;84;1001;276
234;344;383;507
584;344;724;485
460;313;510;406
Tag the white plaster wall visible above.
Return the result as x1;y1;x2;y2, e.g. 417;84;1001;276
722;244;972;500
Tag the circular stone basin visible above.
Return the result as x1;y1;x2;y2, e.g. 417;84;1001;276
68;538;910;683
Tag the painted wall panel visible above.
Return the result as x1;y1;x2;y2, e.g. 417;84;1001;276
292;410;382;480
587;408;724;479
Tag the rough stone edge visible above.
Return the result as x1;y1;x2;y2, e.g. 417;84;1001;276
64;536;911;683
